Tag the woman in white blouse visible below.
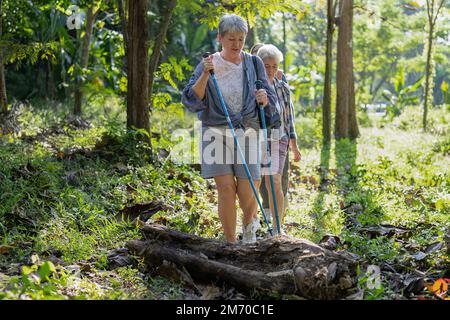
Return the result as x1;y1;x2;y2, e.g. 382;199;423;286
182;14;277;244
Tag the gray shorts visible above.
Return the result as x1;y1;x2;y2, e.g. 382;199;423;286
261;136;289;175
200;126;261;180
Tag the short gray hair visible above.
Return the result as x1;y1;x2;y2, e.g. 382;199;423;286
257;44;284;63
218;14;248;36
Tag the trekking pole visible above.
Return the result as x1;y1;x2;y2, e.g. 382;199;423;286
203;52;273;236
256;80;281;235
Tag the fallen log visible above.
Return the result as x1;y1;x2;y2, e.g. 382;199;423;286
126;224;360;299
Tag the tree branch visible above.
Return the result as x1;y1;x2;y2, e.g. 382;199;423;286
432;0;446;26
148;0;178;102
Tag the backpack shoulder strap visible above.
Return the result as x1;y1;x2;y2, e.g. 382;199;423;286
252;55;260;81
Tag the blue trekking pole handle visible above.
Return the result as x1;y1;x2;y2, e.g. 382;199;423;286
256;80;281;235
203;53;273;236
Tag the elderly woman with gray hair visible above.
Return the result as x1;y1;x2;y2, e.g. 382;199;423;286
256;44;301;235
182;14;277;244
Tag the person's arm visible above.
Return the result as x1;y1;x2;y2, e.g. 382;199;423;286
289;138;301;162
287;92;301;162
181;57;214;112
191;72;210;101
192;55;214;100
287;97;297;141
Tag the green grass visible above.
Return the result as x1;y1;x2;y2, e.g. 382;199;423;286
285;108;449;299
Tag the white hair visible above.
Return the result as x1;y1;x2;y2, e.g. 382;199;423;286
257;44;284;63
218;14;248;36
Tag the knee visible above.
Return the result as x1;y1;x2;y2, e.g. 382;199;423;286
265;175;282;189
274;176;282;186
217;182;236;195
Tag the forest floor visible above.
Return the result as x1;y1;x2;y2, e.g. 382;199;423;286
0;100;448;300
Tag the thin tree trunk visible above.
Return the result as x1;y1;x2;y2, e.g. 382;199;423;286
148;0;177;101
348;69;359;139
424;0;433;132
0;0;8;114
0;61;6;114
423;0;445;132
322;0;335;144
282;13;287;74
345;0;359;140
118;0;128;74
0;57;7;113
370;75;388;100
127;0;150;138
74;7;98;115
245;16;256;50
48;60;57;99
423;24;433;132
45;60;49;99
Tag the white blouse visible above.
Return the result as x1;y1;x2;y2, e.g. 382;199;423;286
212;52;243;115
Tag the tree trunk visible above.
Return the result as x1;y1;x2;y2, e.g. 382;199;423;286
423;21;434;132
118;0;128;74
423;0;445;131
47;60;57;100
126;224;359;299
45;60;49;99
335;0;358;140
0;58;7;114
322;0;335;144
74;7;98;116
245;19;256;51
148;0;177;101
127;0;150;136
282;13;287;74
348;70;359;139
370;75;388;101
0;0;8;114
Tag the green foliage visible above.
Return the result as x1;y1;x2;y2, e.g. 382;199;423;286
0;41;58;66
286;64;324;111
0;258;68;300
155;57;193;91
353;0;449;106
440;80;449;104
294;113;322;149
191;0;308;29
357;110;374;128
382;66;424;119
390;105;449;135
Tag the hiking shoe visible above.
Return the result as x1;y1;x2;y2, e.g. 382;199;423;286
242;222;256;244
252;216;260;234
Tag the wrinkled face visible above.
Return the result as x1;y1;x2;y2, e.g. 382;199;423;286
218;31;246;57
263;58;279;81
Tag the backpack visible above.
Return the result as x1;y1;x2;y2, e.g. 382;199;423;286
252;55;281;130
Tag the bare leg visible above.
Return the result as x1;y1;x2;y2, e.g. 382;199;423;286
214;174;237;243
237;178;260;227
265;174;284;232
